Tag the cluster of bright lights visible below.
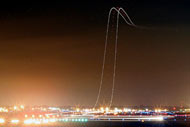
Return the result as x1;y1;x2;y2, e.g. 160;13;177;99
155;109;167;113
0;107;8;112
94;107;134;114
24;118;57;125
0;115;166;125
23;118;88;125
0;105;170;115
0;105;171;126
0;117;89;125
12;105;24;111
80;107;170;115
0;105;25;113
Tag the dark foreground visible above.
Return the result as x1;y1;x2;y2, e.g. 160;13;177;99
2;121;190;127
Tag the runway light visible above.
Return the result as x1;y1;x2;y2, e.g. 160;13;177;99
42;119;49;124
157;116;164;121
114;107;118;112
24;119;33;124
11;119;19;124
49;118;56;123
34;120;41;125
0;118;4;124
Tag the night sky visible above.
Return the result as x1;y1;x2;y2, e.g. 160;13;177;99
0;1;190;106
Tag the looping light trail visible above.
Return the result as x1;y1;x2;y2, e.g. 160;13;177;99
94;7;138;108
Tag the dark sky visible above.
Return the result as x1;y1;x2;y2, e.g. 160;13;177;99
0;1;190;106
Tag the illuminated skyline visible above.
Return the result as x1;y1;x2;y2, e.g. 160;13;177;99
0;1;190;106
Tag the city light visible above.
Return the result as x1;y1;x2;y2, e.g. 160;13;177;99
105;107;109;112
76;108;80;112
0;118;4;124
0;2;188;127
0;107;8;112
11;119;19;124
0;105;183;126
20;105;24;109
24;119;33;124
13;106;17;110
100;107;104;112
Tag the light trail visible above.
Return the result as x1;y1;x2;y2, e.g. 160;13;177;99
92;116;164;121
94;7;138;108
109;7;120;108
